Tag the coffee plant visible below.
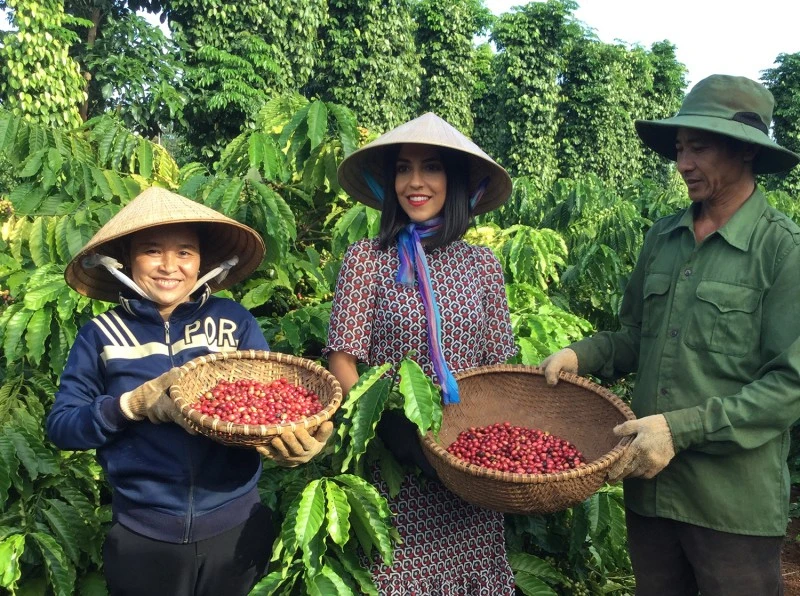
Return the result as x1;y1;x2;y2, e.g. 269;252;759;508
254;359;441;593
2;1;798;587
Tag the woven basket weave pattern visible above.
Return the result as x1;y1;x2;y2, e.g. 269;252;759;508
420;364;635;514
170;350;342;447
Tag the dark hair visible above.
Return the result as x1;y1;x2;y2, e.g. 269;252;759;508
722;136;759;163
377;145;471;250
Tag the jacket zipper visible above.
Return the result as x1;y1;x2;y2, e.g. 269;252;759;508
165;321;196;544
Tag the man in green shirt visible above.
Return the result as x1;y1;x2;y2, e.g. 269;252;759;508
542;74;800;595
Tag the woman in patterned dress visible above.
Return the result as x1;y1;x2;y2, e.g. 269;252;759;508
325;113;518;595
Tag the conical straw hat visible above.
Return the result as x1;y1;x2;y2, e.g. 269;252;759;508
65;186;265;302
337;112;512;215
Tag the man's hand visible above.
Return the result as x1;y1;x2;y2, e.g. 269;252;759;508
607;414;675;482
257;421;334;467
538;348;578;386
119;370;195;433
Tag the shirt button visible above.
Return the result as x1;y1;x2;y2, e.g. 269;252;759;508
669;328;679;338
660;388;669;396
684;268;692;277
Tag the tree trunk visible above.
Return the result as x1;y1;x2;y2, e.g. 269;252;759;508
79;8;103;122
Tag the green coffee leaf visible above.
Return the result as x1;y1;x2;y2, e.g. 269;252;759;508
324;481;351;548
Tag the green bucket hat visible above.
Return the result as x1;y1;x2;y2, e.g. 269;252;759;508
635;74;800;174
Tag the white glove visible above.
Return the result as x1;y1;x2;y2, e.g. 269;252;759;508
607;414;675;482
538;348;578;386
257;421;334;467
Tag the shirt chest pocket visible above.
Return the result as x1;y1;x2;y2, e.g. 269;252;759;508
685;280;762;357
641;273;672;337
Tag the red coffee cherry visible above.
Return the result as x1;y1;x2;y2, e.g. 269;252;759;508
446;422;586;474
195;378;324;425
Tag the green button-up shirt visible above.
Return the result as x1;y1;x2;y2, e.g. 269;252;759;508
571;188;800;536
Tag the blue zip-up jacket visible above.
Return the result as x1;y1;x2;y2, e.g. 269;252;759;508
46;289;270;543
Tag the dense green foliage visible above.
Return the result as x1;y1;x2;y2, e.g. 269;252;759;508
413;0;492;134
2;0;800;593
307;0;422;133
484;0;580;188
0;0;88;128
166;0;328;157
479;1;685;194
763;52;800;197
82;13;187;138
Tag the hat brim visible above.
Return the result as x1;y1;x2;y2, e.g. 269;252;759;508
65;187;265;303
635;115;800;174
337;113;512;215
338;144;512;216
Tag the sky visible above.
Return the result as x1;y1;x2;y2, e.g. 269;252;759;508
484;0;800;88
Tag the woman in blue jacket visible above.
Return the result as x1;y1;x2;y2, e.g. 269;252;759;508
47;187;332;596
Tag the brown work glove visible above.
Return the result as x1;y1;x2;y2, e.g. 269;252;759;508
119;370;195;433
539;348;578;386
257;421;334;467
607;414;675;482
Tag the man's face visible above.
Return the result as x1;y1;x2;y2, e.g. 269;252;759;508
675;128;754;203
130;224;200;319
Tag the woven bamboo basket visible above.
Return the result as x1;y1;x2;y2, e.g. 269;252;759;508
170;350;342;447
420;364;635;514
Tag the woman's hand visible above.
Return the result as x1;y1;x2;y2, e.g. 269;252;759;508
257;421;334;467
119;370;196;433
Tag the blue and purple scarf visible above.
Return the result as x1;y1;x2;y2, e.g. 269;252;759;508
364;170;491;405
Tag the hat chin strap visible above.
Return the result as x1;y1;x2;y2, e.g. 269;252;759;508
83;254;240;300
82;254;149;298
190;256;239;294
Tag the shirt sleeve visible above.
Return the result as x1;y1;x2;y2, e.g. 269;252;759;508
324;241;378;362
568;226;653;380
46;330;131;450
477;246;518;364
665;238;800;454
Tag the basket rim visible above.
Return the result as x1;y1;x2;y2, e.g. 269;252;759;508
420;363;635;485
169;349;342;438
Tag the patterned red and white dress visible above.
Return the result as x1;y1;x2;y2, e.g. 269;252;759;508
326;238;518;595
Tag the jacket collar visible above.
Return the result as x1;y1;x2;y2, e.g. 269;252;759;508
119;285;211;322
659;187;767;252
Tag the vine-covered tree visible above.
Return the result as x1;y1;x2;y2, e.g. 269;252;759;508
413;0;493;134
556;37;685;188
0;0;87;128
470;41;496;148
484;0;581;188
557;38;649;186
306;0;422;133
638;40;686;184
160;0;328;158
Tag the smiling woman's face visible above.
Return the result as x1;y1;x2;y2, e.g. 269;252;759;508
130;224;200;320
394;143;448;222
